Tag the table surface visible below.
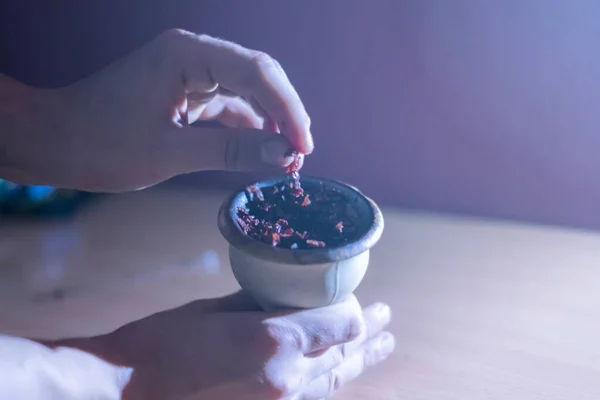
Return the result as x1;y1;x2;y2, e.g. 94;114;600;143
1;185;599;399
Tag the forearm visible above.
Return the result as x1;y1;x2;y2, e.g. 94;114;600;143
0;74;64;184
0;334;132;400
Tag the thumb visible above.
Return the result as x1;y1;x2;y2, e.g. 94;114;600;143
162;127;299;173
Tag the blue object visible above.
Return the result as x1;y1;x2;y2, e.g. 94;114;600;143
26;185;57;202
0;179;89;216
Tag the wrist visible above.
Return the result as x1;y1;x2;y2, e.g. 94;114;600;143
46;333;118;362
0;76;68;184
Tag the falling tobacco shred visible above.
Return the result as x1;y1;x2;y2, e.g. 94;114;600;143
236;151;361;249
301;195;311;207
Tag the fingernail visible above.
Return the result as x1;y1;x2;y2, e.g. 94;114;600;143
305;132;314;154
260;136;293;167
380;332;395;354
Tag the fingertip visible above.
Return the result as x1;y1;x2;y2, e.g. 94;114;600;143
371;302;392;323
290;133;314;156
379;331;396;355
360;302;392;342
280;119;312;155
304;133;314;155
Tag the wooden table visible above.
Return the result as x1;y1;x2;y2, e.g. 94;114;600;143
1;185;599;399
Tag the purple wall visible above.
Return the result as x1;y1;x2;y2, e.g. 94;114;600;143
1;0;599;229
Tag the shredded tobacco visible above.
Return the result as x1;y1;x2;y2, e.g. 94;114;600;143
236;152;361;249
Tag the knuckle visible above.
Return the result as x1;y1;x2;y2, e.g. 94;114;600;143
250;51;277;74
156;29;208;56
250;52;281;85
334;343;348;365
247;51;296;117
268;321;307;353
361;343;379;370
257;323;307;399
259;322;285;355
260;321;306;354
261;374;297;399
156;28;193;51
304;326;329;352
282;323;307;352
272;58;284;72
195;33;213;43
159;28;190;39
326;370;343;394
346;314;364;342
152;29;192;62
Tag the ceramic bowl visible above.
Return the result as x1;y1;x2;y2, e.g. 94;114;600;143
217;176;384;311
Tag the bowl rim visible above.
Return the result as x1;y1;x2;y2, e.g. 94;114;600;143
217;176;384;265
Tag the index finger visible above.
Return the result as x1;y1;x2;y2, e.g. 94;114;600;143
276;295;364;354
175;31;314;154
